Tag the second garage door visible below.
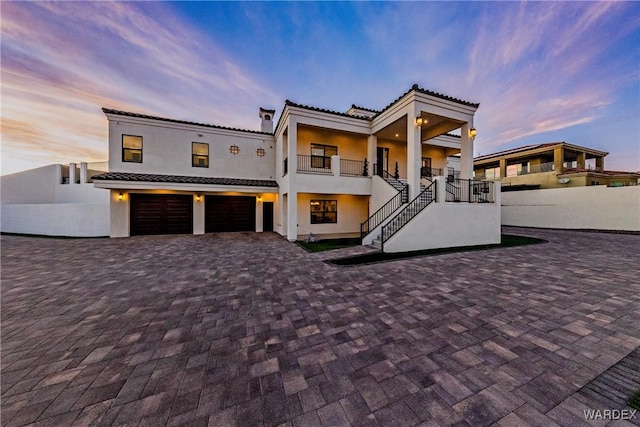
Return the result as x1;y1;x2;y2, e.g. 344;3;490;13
205;196;256;232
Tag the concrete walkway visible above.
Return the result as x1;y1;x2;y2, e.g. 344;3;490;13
1;228;639;426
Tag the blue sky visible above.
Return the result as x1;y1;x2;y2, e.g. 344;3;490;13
2;1;639;175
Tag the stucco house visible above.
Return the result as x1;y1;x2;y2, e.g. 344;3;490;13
92;85;501;252
474;142;640;190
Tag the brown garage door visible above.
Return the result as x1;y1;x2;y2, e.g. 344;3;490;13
205;196;255;232
130;194;193;235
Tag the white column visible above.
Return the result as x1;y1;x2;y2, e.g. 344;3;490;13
332;155;340;176
80;162;88;183
193;195;205;234
286;117;298;241
286;191;297;241
110;190;129;237
460;122;474;180
407;108;422;200
434;176;446;203
288;117;297;174
367;135;377;177
69;163;77;184
256;197;264;232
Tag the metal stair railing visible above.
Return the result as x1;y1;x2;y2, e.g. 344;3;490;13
360;170;409;239
381;181;437;249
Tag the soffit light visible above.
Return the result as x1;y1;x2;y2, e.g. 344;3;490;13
230;145;240;154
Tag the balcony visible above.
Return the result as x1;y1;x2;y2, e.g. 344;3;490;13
296;154;367;177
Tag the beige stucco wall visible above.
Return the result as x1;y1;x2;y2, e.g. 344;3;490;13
296;125;368;161
421;145;450;173
107;118;276;180
502;186;640;231
377;139;407;178
296;193;369;238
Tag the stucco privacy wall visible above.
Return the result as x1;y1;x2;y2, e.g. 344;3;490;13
1;204;110;237
502;186;640;231
1;164;110;237
107;117;276;180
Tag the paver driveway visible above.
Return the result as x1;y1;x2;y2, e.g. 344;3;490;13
1;228;639;427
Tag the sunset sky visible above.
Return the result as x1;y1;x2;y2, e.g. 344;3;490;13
2;1;639;175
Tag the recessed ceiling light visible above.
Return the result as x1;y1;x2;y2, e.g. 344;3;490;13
395;133;399;137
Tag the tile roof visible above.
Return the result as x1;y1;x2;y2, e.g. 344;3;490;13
102;108;273;136
279;85;479;131
284;100;373;120
378;84;480;113
350;104;380;113
91;172;279;187
474;142;564;161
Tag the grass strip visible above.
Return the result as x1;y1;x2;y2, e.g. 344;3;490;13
297;237;362;252
327;234;546;265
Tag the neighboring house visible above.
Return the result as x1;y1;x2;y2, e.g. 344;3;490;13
474;142;640;190
92;84;501;252
1;162;110;236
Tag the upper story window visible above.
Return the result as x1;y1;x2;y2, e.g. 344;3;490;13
311;144;337;169
192;142;209;168
123;135;142;163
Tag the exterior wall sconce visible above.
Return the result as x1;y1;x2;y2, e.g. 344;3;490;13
257;148;265;157
257;196;262;203
415;116;423;127
117;192;124;201
195;194;202;202
230;145;240;155
469;128;477;139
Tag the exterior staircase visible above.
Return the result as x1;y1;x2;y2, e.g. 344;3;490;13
360;171;408;247
380;181;437;250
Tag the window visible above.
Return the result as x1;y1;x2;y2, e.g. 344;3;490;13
484;166;500;179
311;144;337;168
192;142;209;167
123;135;142;163
310;200;337;224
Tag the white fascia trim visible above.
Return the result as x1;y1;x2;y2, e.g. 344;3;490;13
105;113;274;142
93;180;278;194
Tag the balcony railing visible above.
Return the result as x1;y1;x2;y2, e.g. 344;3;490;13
298;155;332;174
514;161;554;176
421;167;442;179
340;159;366;177
446;178;494;203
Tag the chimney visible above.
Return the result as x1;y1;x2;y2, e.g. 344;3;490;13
259;108;275;133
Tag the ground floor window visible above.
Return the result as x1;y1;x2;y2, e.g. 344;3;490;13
310;200;337;224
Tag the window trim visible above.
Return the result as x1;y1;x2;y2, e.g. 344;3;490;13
122;134;143;163
310;199;337;224
192;142;209;168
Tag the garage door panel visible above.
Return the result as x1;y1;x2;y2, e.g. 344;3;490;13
131;194;193;235
205;196;255;232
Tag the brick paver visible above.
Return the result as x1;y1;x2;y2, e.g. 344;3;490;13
1;227;639;426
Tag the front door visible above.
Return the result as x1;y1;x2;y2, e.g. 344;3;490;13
376;147;389;176
263;202;274;232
